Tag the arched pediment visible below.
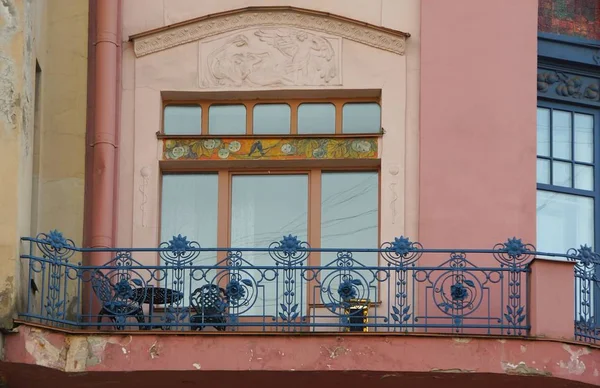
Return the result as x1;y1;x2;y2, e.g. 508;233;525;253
130;6;410;58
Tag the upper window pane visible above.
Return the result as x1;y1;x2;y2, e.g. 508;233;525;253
342;103;381;133
161;174;218;264
298;103;336;134
253;104;291;135
209;105;246;135
320;171;379;267
537;108;550;157
574;113;594;163
553;110;572;160
163;105;201;135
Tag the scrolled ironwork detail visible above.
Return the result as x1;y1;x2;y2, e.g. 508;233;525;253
492;237;535;267
268;234;310;265
381;236;423;266
159;234;201;265
36;230;75;262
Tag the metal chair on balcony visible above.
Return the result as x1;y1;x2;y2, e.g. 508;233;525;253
91;272;147;330
189;284;229;331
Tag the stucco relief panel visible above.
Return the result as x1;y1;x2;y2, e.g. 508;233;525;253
199;27;342;88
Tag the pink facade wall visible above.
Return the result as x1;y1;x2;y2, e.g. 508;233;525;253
420;0;538;249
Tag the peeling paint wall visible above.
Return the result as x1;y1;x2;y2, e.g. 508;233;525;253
0;0;36;330
0;0;88;332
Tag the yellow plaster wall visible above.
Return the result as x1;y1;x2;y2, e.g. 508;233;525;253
0;0;88;328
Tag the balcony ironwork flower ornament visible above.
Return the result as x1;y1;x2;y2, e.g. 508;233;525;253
280;234;301;256
450;283;468;301
505;237;526;258
576;245;598;266
391;236;412;257
493;237;533;267
46;230;67;251
225;280;246;301
337;279;360;301
113;278;134;301
168;234;191;255
36;229;75;261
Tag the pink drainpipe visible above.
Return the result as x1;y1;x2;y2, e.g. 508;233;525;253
85;0;120;320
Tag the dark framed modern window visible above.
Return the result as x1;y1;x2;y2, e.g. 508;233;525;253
536;102;599;254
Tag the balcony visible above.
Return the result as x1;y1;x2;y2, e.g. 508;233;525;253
17;231;599;343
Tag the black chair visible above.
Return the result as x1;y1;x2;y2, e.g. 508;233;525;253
190;284;229;331
91;272;147;330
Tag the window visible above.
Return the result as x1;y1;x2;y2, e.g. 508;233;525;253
253;104;291;134
162;98;381;135
298;103;336;134
536;104;598;254
163;105;201;135
161;169;380;313
342;102;381;134
208;104;246;135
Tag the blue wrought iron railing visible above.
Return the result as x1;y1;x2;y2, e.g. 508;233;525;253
17;231;598;341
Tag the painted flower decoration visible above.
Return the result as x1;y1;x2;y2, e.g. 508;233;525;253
351;140;371;153
168;234;191;255
390;236;413;256
218;148;230;159
337;279;360;301
46;229;67;251
312;148;326;158
228;141;241;152
450;283;468;301
504;237;526;258
225;280;246;301
165;140;176;149
113;278;134;300
203;139;219;150
170;146;188;159
281;143;295;155
279;234;301;256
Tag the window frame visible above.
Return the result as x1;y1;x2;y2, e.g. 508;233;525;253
159;166;381;308
160;97;382;136
536;100;600;251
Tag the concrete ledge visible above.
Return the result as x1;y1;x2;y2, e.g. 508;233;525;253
1;324;599;387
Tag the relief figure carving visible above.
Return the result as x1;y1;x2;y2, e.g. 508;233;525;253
202;28;339;88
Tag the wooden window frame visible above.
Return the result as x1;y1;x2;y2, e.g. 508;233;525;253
159;166;381;308
160;97;381;137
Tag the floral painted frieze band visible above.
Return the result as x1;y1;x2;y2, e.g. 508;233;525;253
163;137;378;161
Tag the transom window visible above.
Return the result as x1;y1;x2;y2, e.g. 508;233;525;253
162;99;381;136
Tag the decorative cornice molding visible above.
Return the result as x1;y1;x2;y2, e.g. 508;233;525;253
131;7;409;58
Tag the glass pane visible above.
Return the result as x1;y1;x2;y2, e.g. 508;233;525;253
298;103;336;134
209;105;246;135
321;172;379;268
574;113;593;163
342;103;381;133
537;158;550;184
537;190;594;254
163;105;201;135
230;175;308;316
575;165;594;191
253;104;291;135
161;174;219;299
537;108;550;157
552;110;572;159
552;161;572;187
